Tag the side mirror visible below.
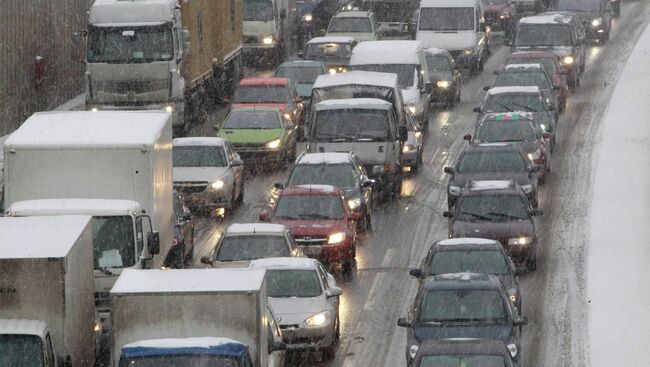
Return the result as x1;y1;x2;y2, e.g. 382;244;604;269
409;268;423;278
482;86;491;91
443;210;453;218
147;232;160;255
443;166;454;174
274;182;285;190
259;211;272;222
231;158;244;166
399;125;408;141
326;287;343;297
514;316;529;326
472;107;482;113
397;317;411;328
463;134;472;141
350;211;363;221
542;132;551;139
269;340;287;353
531;209;543;216
213;125;220;133
200;255;214;265
530;165;541;173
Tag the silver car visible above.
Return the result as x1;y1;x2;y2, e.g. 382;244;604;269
401;112;424;173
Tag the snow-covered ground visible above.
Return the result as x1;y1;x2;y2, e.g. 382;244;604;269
587;23;650;365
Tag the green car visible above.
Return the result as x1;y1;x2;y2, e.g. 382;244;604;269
216;107;298;168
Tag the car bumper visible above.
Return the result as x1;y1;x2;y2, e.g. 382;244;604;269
401;149;419;166
178;190;229;209
235;149;283;164
298;241;354;264
280;323;334;351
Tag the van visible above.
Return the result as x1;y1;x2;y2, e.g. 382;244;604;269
243;0;294;65
349;41;432;125
416;0;489;74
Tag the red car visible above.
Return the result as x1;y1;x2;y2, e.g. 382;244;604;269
498;51;569;112
259;184;360;278
230;77;305;128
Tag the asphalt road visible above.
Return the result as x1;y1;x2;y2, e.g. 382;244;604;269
185;2;650;365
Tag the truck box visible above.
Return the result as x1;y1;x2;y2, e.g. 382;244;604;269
0;215;95;367
2;111;173;269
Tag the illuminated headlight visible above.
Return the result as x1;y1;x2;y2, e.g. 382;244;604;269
521;184;533;194
540;123;547;131
211;180;225;190
408;105;416;114
283;112;292;121
409;344;420;359
266;139;281;149
90;107;99;112
508;288;518;303
329;68;337;75
591;17;602;27
164;105;174;113
402;145;414;153
305;311;329;326
449;185;461;195
562;56;574;65
508;237;533;246
500;13;509;19
348;197;361;210
415;131;422;138
328;232;346;244
262;36;274;45
372;165;384;174
94;320;102;333
507;343;518;358
527;149;541;161
464;48;474;55
303;14;313;22
436;80;450;88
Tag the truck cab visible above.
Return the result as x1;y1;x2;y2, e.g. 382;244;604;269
243;0;293;65
0;320;57;367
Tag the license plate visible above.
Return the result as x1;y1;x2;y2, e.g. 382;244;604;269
301;246;321;256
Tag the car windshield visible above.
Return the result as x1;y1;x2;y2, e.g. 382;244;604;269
234;85;290;103
495;70;551;90
456;195;529;221
0;335;44;367
223;110;281;129
173;146;227;167
557;0;600;12
419;289;508;322
430;250;511;275
427;55;452;72
482;0;509;4
484;94;546;113
418;8;475;31
121;355;239;367
419;355;507;367
244;0;274;21
275;66;324;84
304;42;353;59
363;2;410;22
352;64;416;88
515;24;572;46
289;164;357;188
313;109;391;142
458;151;528;172
93;216;136;269
275;194;345;220
510;57;558;75
296;2;316;17
87;25;174;63
266;269;323;297
328;17;372;33
216;235;290;261
475;119;538;142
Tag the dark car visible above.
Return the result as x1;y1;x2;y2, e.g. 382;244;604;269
425;48;462;108
397;273;527;364
443;180;543;269
170;190;195;268
511;12;587;87
411;338;516;367
274;60;327;108
301;36;358;74
444;143;540;208
409;238;523;312
276;152;374;231
555;0;614;42
489;63;560;112
481;0;519;38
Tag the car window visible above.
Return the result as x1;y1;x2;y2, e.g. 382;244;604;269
426;54;452;72
266;269;323;297
304;42;353;59
317;265;330;290
429;250;511;275
475;119;537;142
275;66;324;84
484;94;546;113
419;289;508;322
495;70;551;90
313;109;391;142
515;24;571;47
419;7;475;31
224;110;281;129
233;85;290;103
216;235;290;261
328;17;372;33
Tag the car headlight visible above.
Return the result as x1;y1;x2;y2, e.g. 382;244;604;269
508;288;518;303
372;165;384;174
508;237;533;246
211;180;225;190
409;344;420;359
562;56;574;65
90;107;99;112
348;197;361;210
328;232;346;244
262;36;274;45
408;105;416;114
329;68;337;75
266;139;281;149
436;80;450;88
305;311;329;326
500;13;509;19
283;112;292;121
164;105;174;113
527;149;541;161
591;17;602;27
303;14;313;22
521;184;533;194
507;343;518;358
464;48;474;55
402;144;414;153
449;185;461;195
415;131;422;138
539;123;547;131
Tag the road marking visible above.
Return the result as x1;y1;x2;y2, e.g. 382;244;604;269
381;249;395;267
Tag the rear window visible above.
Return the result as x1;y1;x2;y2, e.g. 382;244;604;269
430;250;511;275
419;355;507;367
328;17;372;33
515;24;572;47
288;163;357;188
419;289;508;322
223;110;280;129
458;151;527;173
495;70;551;90
234;85;290;103
216;235;290;261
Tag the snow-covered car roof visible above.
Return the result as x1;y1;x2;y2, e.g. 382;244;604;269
519;12;574;25
122;337;247;352
486;86;542;95
425;47;451;56
297;152;354;165
436;238;501;246
90;0;178;25
333;10;371;18
307;36;356;44
224;223;287;235
313;70;398;89
504;63;544;71
6;199;142;217
0;319;48;338
5;111;170;149
111;268;267;294
314;98;392;111
421;0;476;8
350;41;424;65
468;180;516;191
249;257;321;270
173;137;227;147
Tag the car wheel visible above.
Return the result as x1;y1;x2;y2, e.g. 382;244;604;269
342;260;354;281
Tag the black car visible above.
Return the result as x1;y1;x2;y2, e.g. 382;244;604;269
425;48;462;108
397;273;527;365
411;338;516;367
409;238;523;312
444;143;540;208
169;190;195;268
443;180;542;269
555;0;614;42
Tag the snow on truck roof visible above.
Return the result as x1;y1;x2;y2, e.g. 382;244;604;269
487;86;542;95
122;337;248;358
4;111;170;149
111;268;267;294
6;199;142;217
250;257;321;270
519;13;574;25
0;216;92;259
420;0;477;8
307;36;356;44
90;0;179;26
298;152;354;165
350;41;423;65
173;137;227;147
314;98;392;111
313;70;398;89
225;223;287;235
0;319;49;337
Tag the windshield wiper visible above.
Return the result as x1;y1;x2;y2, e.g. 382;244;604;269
509;102;537;112
298;213;332;219
494;101;514;112
96;267;118;276
485;212;526;221
316;133;352;142
351;133;381;142
458;211;493;222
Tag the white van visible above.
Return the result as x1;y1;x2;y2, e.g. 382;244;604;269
349;40;431;125
416;0;489;74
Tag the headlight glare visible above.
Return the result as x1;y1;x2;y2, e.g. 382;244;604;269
328;232;346;244
464;48;474;55
263;36;274;45
409;344;420;359
164;105;173;113
527;149;541;161
211;180;225;190
347;197;361;210
408;105;416;114
303;14;313;22
508;288;518;303
266;139;281;149
305;311;329;326
508;237;533;246
521;184;533;194
591;17;602;27
436;80;450;88
449;185;461;195
507;343;518;358
403;145;414;153
563;56;574;65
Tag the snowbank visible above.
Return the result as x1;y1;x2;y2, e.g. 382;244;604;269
587;24;650;365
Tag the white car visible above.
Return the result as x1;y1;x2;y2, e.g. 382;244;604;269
249;257;343;359
326;10;379;42
173;137;244;216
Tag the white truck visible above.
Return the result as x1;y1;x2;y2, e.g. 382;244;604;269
0;216;96;367
110;268;286;367
242;0;294;65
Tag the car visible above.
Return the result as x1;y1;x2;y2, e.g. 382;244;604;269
397;273;527;365
259;185;361;279
444;143;540;208
170;190;195;268
274;60;327;113
443;180;543;269
325;10;379;42
200;223;303;268
555;0;614;43
173;137;245;215
481;0;519;38
293;0;339;43
466;112;552;181
499;51;569;111
489;63;561;112
425;48;462;108
216;107;298;169
409;238;523;312
511;12;587;88
276;152;374;231
230;77;305;127
411;338;517;367
402;112;425;173
301;36;358;74
512;0;543;13
249;257;343;358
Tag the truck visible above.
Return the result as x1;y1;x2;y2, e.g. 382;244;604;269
361;0;419;39
84;0;244;134
0;215;96;367
242;0;294;65
110;268;286;367
2;111;174;271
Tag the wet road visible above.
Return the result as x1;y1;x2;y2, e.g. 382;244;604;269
186;2;650;365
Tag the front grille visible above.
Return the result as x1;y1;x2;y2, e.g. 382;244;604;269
244;35;258;44
280;324;300;329
96;80;168;94
232;142;266;150
485;11;499;22
295;237;327;246
175;182;208;193
284;334;325;345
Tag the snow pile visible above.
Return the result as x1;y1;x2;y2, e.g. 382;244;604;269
587;24;650;365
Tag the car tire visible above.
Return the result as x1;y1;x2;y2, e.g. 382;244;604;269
342;260;354;281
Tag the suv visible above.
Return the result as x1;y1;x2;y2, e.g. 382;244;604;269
411;338;516;367
489;63;561;113
325;10;379;42
443;180;543;269
397;273;527;364
555;0;614;43
277;152;375;231
511;12;586;87
230;77;305;127
481;0;519;38
444;143;540;208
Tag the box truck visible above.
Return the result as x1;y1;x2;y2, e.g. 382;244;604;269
0;216;96;367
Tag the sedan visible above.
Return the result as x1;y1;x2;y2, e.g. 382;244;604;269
425;48;462;108
411;339;516;367
488;63;561;112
